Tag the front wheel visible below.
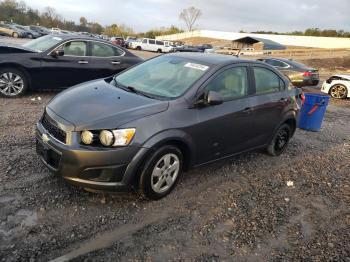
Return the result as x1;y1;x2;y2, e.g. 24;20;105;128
330;84;347;99
0;68;29;97
27;34;33;39
139;145;183;200
266;123;291;156
12;32;19;38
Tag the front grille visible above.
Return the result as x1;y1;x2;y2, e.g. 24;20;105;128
41;113;66;144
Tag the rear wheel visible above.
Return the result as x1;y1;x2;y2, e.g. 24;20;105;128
267;123;291;156
139;145;183;200
136;46;141;51
157;49;162;53
0;68;28;97
330;84;347;99
27;33;33;39
12;32;19;38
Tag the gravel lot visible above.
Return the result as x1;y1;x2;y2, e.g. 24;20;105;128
1;36;350;261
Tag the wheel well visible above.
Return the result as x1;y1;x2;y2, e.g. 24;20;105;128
284;118;296;135
0;64;31;88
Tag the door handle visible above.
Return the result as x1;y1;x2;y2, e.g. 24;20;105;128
111;61;121;65
78;60;89;64
242;107;253;113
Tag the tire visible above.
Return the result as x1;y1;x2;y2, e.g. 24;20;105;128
136;46;141;51
157;49;162;53
27;34;33;39
12;32;19;38
139;145;183;200
0;67;29;98
266;123;292;156
330;84;348;99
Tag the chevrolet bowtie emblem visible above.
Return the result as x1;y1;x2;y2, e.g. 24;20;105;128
42;133;50;143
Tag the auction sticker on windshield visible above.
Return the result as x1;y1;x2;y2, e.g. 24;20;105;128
184;63;209;71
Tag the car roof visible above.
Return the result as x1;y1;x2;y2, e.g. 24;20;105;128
165;53;253;66
51;34;108;42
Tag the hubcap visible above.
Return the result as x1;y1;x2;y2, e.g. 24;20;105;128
331;85;347;99
275;128;289;151
0;72;24;96
151;153;180;193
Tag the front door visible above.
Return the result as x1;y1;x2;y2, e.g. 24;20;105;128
40;40;90;88
192;65;256;164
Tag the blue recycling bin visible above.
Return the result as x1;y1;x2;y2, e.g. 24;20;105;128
298;93;330;132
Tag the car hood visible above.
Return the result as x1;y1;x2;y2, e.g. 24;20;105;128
47;79;169;131
0;43;37;54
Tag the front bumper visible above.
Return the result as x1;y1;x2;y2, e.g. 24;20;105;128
36;117;149;191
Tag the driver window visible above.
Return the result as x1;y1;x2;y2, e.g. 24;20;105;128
204;67;248;101
62;41;87;56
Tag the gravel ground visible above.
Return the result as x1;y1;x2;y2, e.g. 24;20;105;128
0;90;349;261
1;35;350;261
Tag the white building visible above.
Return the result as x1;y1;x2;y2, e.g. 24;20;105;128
156;30;350;49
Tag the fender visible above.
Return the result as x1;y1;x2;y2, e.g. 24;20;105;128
122;129;196;186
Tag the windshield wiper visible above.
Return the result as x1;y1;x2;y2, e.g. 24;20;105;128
114;80;155;99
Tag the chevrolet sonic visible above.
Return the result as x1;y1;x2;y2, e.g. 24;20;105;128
36;53;302;199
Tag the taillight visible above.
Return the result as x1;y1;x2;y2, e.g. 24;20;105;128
303;71;312;77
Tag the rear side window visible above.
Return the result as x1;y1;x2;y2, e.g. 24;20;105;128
91;42;123;57
156;40;164;45
204;67;248;101
149;39;155;44
253;67;281;94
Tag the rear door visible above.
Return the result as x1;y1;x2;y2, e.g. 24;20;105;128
248;65;289;147
87;41;128;79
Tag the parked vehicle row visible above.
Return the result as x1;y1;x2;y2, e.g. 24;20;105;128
0;35;143;97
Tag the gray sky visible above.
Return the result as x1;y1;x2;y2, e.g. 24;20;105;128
25;0;350;32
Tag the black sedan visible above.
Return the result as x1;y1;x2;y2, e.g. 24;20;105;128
36;53;303;199
0;35;143;97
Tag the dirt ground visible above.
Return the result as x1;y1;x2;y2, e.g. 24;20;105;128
1;36;350;261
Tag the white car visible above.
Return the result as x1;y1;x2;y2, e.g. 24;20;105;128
321;75;350;99
131;38;173;53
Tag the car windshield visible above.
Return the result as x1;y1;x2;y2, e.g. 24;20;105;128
114;55;210;99
22;35;62;52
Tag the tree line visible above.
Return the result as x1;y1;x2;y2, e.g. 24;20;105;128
0;0;183;37
241;28;350;38
1;0;349;38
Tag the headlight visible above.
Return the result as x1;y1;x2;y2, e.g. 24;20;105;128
111;128;136;146
98;128;136;147
99;130;114;146
81;130;94;145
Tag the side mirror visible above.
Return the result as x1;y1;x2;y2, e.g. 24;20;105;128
51;49;64;57
195;91;223;107
206;91;223;105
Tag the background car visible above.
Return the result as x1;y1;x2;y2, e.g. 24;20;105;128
0;35;143;97
14;25;41;39
257;58;319;87
36;53;303;199
197;44;213;52
29;25;51;36
110;36;125;47
173;45;202;52
321;74;350;99
0;23;28;38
